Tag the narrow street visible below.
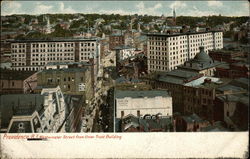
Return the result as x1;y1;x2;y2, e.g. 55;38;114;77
80;51;115;132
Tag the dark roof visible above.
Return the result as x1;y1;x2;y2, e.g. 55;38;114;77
115;76;141;84
114;45;135;50
217;94;249;106
193;46;212;62
182;114;204;123
46;61;91;66
0;69;35;80
121;114;172;132
201;121;228;132
158;69;200;85
178;46;222;71
0;94;45;129
115;90;170;99
40;67;89;73
145;31;222;37
8;37;99;43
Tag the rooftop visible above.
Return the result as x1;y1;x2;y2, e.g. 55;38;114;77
46;61;91;66
8;37;99;43
158;69;200;85
0;94;45;128
0;69;35;80
115;90;171;99
145;30;222;37
40;67;89;73
184;76;222;87
182;113;205;123
114;45;135;50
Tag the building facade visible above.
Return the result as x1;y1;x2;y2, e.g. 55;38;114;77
1;86;66;133
115;90;172;119
146;31;223;72
0;69;36;94
109;34;125;50
178;46;221;76
10;38;100;71
37;67;93;102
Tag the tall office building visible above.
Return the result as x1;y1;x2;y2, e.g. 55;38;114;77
10;38;100;71
146;31;223;73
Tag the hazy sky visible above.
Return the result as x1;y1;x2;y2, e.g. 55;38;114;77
1;1;249;17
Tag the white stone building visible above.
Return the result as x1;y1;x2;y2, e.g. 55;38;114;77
115;45;136;61
115;90;172;118
3;86;67;133
10;38;100;71
146;31;223;72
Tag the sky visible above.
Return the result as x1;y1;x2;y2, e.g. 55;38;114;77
1;0;249;17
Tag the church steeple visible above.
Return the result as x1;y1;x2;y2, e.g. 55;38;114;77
173;8;176;25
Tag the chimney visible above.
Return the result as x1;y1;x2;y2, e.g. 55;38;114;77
204;78;212;84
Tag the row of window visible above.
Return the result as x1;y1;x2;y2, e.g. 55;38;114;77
148;33;222;41
32;57;74;61
12;49;25;53
32;43;74;48
12;44;25;48
32;53;74;57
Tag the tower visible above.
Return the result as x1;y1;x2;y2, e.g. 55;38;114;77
45;16;52;34
173;8;176;25
137;22;141;32
130;19;133;31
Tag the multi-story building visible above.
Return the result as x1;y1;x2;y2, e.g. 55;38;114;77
115;90;172;119
118;114;173;132
209;49;244;63
115;45;136;61
0;86;84;133
146;31;223;73
109;33;125;50
0;69;37;94
178;46;221;76
9;38;100;71
37;67;93;102
183;77;231;121
44;61;98;91
1;86;66;133
215;78;249;131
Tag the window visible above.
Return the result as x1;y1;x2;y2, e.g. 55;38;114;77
12;81;15;86
79;83;85;91
137;110;140;117
121;111;124;117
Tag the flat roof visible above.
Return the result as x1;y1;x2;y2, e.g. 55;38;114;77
8;37;99;43
115;90;171;99
0;94;45;128
158;69;200;85
144;31;222;37
40;67;89;73
184;76;221;87
46;61;91;66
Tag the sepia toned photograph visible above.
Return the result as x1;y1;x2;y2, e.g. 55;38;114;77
0;0;249;158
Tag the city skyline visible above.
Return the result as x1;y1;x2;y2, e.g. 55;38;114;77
1;0;249;17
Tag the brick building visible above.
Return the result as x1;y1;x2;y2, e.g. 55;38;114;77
183;77;231;121
215;62;249;79
37;67;93;102
109;33;125;50
209;49;244;63
0;69;36;94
